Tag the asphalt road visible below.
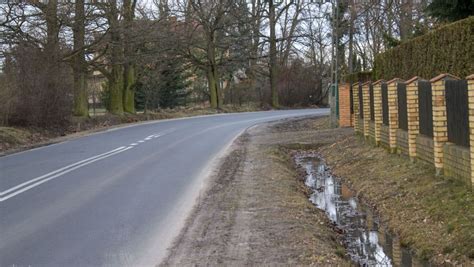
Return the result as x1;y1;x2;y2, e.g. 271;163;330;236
0;108;328;266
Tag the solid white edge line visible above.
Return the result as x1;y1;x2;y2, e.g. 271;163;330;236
0;147;133;202
0;146;127;197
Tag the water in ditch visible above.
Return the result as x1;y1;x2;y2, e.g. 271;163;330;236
295;152;428;267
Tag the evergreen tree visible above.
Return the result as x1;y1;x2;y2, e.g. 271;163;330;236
157;60;190;109
427;0;474;22
134;57;190;111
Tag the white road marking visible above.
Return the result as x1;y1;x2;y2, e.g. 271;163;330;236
1;128;182;202
0;146;132;202
0;146;127;197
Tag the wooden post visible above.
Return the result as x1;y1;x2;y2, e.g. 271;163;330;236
430;73;460;175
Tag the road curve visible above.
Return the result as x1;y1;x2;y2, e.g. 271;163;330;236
0;108;328;266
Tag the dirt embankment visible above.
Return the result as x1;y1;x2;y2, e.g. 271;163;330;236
161;117;349;266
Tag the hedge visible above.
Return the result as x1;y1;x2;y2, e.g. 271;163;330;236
342;71;373;84
373;16;474;80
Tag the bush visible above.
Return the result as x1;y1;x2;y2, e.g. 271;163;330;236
373;16;474;80
342;71;373;84
4;43;73;127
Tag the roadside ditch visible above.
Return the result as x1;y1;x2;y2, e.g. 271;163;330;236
162;116;473;266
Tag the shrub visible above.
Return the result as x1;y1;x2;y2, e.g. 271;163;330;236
373;16;474;80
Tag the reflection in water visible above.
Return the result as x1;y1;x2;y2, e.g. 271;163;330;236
296;153;394;266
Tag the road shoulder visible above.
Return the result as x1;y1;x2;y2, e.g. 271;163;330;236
161;118;348;266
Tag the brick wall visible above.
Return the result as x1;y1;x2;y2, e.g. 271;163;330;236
338;83;352;127
380;125;390;148
373;80;384;145
444;143;471;185
467;74;474;189
369;121;375;143
406;77;420;160
397;129;409;155
387;79;403;153
362;82;371;138
345;73;474;189
416;135;434;164
353;82;362;133
430;74;460;174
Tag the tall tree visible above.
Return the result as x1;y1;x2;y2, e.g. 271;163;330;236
268;0;278;108
72;0;89;117
122;0;137;113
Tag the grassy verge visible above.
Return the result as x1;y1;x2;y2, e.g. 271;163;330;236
319;134;474;265
255;115;472;265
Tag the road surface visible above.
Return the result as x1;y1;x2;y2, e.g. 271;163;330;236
0;109;328;266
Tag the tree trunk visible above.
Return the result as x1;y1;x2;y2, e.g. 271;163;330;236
400;0;413;40
250;0;262;106
44;0;60;121
122;0;136;113
73;0;89;117
108;0;124;114
207;32;221;109
269;0;279;108
207;67;218;109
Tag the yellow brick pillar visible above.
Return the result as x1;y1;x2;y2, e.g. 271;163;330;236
406;76;421;161
362;81;371;139
353;82;361;133
430;74;460;175
373;80;385;145
467;74;474;189
387;78;404;153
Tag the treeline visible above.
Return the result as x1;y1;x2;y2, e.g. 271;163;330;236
0;0;332;128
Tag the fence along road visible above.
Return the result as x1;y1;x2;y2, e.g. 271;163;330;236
0;108;328;266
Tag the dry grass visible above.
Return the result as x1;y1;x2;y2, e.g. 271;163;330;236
319;134;474;265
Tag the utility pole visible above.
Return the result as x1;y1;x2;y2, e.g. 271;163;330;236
329;0;339;127
269;0;279;108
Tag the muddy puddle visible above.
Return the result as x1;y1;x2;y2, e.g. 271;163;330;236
295;152;431;267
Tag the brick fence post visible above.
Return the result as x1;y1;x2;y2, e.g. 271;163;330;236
373;80;385;145
338;83;351;127
430;74;460;175
362;81;371;139
406;76;421;161
467;74;474;189
387;78;404;153
353;82;361;133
